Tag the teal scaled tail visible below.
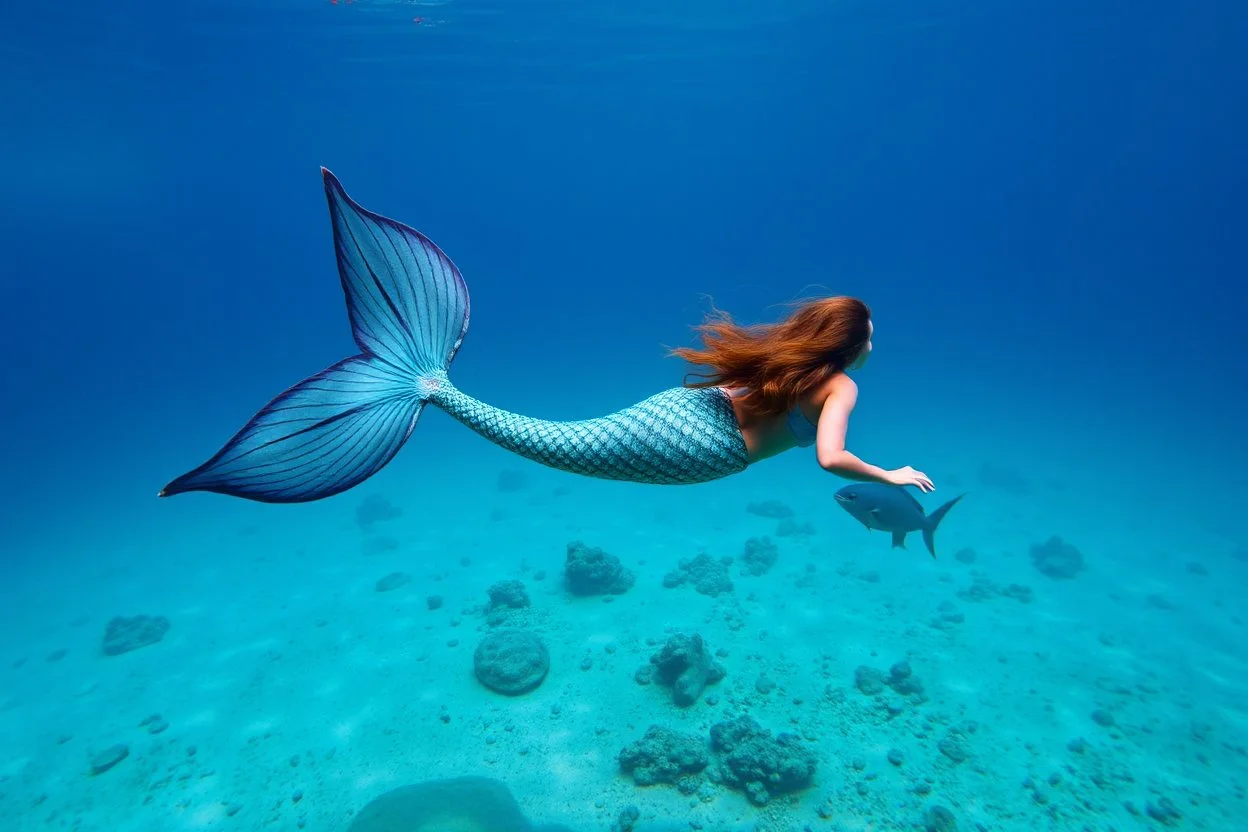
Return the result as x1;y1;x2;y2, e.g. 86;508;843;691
159;169;749;503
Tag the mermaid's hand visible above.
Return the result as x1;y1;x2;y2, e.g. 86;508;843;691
885;466;934;493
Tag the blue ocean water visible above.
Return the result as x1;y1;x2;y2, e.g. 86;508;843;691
2;0;1246;829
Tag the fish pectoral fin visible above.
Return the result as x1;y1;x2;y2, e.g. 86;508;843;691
891;530;907;548
866;508;883;530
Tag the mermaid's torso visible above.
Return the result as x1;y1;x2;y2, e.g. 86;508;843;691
724;387;818;447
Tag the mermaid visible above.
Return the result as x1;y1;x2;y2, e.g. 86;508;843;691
159;169;934;503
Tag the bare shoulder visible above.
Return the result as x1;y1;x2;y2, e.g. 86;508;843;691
795;373;856;426
828;372;858;396
810;372;857;408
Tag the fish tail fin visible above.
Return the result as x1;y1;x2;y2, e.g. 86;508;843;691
921;494;965;558
159;168;470;503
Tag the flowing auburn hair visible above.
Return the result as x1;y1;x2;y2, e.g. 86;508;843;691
669;296;872;418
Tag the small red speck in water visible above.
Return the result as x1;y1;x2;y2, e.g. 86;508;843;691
413;16;424;25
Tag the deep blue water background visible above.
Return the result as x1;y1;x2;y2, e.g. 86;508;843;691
1;0;1245;612
4;1;1245;544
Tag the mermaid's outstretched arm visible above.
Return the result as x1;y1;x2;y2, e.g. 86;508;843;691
160;170;747;503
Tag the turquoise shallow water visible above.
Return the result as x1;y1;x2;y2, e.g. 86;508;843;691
3;397;1245;829
2;0;1246;829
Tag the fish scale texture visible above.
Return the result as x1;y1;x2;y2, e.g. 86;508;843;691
431;383;749;484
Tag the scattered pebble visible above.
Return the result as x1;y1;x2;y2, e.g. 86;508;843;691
90;744;129;776
1091;709;1115;727
375;572;411;593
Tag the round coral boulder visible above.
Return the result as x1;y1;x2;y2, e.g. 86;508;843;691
473;630;550;695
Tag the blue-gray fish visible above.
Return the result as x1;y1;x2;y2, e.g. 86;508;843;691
834;483;964;558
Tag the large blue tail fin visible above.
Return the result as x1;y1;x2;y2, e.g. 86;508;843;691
159;169;470;503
